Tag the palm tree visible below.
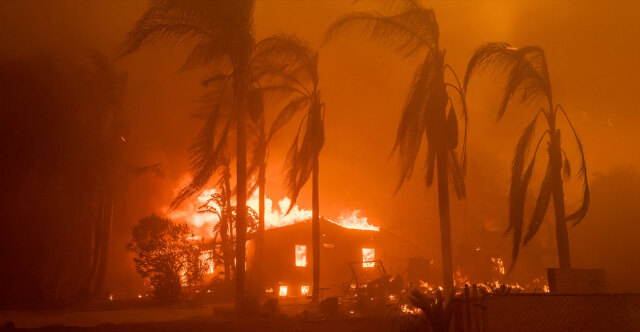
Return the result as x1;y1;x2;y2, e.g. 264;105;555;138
324;1;468;293
118;0;256;308
463;43;589;269
251;34;325;304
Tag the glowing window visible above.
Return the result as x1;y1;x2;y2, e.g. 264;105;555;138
362;248;375;268
295;245;307;267
279;285;288;297
301;285;310;296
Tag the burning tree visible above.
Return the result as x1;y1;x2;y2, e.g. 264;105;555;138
198;190;259;280
464;43;590;269
324;0;468;294
119;0;258;308
127;214;203;302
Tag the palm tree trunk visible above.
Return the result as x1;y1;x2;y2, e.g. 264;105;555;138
255;161;266;296
549;130;571;268
222;168;233;282
311;154;320;305
235;92;247;309
436;147;454;294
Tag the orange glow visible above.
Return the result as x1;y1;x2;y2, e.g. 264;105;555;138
279;285;288;297
167;176;379;237
301;285;310;296
295;245;307;267
362;248;375;268
201;250;214;274
491;257;506;276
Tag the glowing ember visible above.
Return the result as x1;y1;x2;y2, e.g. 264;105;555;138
362;248;375;268
295;245;307;267
401;304;421;315
491;257;505;276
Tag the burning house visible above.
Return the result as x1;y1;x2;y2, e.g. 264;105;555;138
258;217;421;299
169;184;430;299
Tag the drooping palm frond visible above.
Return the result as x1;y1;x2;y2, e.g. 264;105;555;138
172;102;233;209
444;64;468;174
464;43;552;121
523;165;552;245
268;96;310;140
250;34;323;211
506;113;548;268
392;53;436;191
253;34;317;84
557;105;590;226
323;7;439;57
448;150;465;199
284;103;324;211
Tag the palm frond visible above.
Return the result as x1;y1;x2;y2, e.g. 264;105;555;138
448;149;466;199
171;102;233;209
446;105;458;149
117;0;256;67
268;96;310;140
562;150;571;179
523;165;552;245
557;105;590;226
324;7;439;57
392;53;436;191
506;116;548;268
284;103;324;211
425;142;436;187
464;43;552;121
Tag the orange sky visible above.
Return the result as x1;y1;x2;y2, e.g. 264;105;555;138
1;0;639;288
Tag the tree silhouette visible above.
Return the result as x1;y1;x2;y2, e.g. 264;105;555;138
118;0;256;307
252;34;325;303
464;43;589;269
325;1;468;293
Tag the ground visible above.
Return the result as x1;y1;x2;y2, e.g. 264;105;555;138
0;302;410;332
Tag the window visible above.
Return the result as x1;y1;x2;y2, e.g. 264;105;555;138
301;285;310;296
279;285;288;297
295;245;307;267
362;248;375;268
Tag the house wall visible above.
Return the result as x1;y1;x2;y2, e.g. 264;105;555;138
259;219;419;298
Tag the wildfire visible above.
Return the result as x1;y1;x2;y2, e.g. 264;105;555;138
167;176;379;238
491;257;505;276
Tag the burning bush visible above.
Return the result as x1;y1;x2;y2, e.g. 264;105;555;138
126;214;206;302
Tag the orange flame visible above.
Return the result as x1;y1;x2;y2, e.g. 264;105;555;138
167;176;379;238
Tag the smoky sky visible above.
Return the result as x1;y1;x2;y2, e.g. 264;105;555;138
1;0;639;292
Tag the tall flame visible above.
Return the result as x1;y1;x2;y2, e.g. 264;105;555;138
167;177;379;238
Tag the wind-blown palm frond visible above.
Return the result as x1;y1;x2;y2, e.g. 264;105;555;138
324;8;439;57
557;105;590;226
393;53;436;190
523;165;552;245
464;43;552;121
506;114;548;267
284;103;324;210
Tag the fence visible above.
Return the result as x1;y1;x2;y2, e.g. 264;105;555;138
451;287;640;332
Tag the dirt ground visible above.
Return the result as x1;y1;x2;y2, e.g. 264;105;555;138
17;316;397;332
1;301;411;332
